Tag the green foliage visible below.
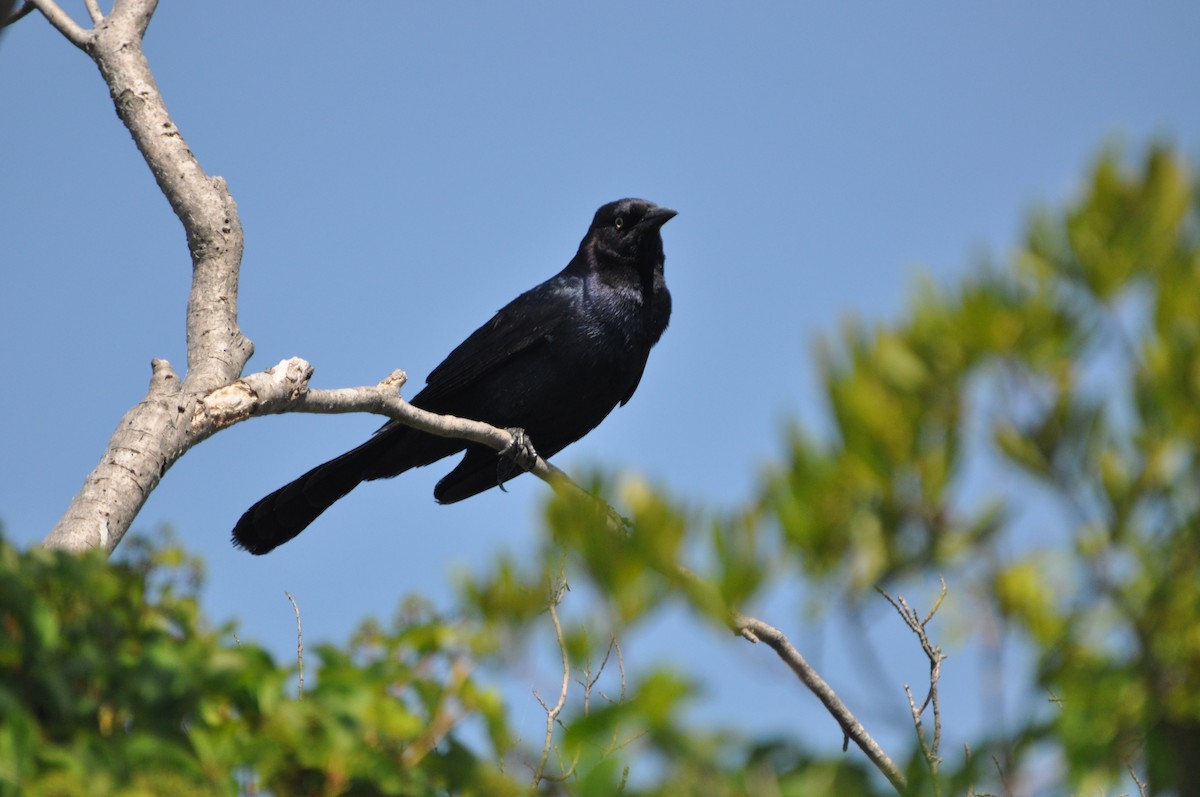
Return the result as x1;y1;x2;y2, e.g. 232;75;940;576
0;527;886;797
0;531;518;797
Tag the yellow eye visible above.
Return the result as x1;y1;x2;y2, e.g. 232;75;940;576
614;217;624;229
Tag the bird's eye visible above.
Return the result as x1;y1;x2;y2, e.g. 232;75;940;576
614;217;624;230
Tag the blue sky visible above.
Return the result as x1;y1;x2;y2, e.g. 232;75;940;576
3;0;1199;778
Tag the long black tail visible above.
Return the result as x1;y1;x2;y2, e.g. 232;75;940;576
231;445;372;555
231;422;470;555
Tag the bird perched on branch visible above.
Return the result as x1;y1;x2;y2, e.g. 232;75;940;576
232;198;676;555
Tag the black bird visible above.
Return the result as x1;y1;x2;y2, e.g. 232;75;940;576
232;198;675;554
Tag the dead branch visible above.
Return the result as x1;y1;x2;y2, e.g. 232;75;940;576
26;0;86;45
36;0;250;554
285;591;304;698
732;612;908;793
1127;762;1148;797
532;580;571;787
877;578;949;790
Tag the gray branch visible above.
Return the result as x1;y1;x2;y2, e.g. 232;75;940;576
188;358;578;499
733;613;908;794
28;0;87;46
653;563;907;791
39;0;251;553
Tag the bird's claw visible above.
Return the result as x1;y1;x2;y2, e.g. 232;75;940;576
497;427;539;491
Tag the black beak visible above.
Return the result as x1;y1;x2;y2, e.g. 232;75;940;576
641;206;677;229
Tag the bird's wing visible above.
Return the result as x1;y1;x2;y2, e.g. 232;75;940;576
415;276;577;406
619;358;649;407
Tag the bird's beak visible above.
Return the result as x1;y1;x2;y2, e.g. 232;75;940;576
641;207;677;229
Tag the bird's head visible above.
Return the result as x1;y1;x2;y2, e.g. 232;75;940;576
587;198;677;264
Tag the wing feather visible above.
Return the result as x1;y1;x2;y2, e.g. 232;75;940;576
414;276;577;406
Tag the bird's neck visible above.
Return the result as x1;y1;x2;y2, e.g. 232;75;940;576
581;240;664;285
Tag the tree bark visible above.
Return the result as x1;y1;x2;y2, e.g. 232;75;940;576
36;0;249;553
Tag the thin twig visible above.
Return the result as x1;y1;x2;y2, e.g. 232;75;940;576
1127;762;1148;797
614;637;626;701
991;754;1013;797
603;553;907;792
595;635;626;706
83;0;101;23
876;579;949;789
532;581;570;787
903;683;939;796
578;633;616;714
733;613;907;793
28;0;89;47
284;591;304;697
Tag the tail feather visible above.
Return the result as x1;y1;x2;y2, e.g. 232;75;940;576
231;423;471;555
232;448;371;555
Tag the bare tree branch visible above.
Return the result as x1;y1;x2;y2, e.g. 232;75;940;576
533;580;571;787
188;358;592;502
38;0;248;554
285;591;304;698
602;551;908;792
44;359;184;553
47;353;598;553
877;579;949;791
81;1;249;391
580;634;618;712
27;0;88;46
733;613;907;793
83;0;101;24
1127;761;1148;797
991;754;1013;797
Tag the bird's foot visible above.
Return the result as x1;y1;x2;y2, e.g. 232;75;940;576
497;427;539;491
